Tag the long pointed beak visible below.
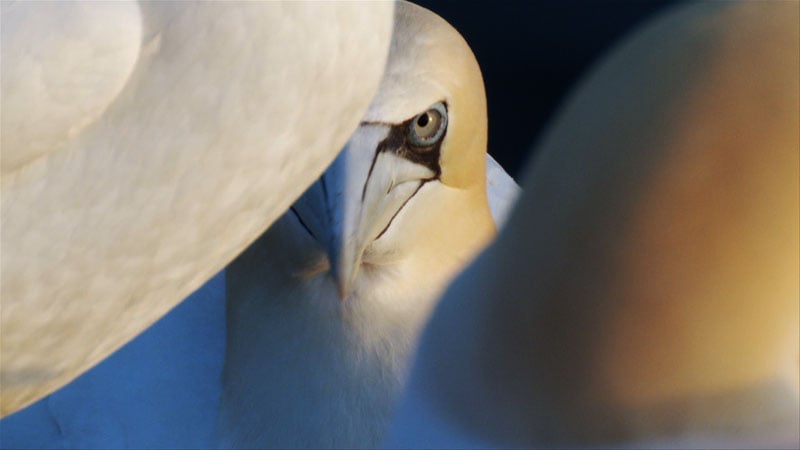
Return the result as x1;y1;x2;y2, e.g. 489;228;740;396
291;123;435;300
325;125;390;300
323;149;362;300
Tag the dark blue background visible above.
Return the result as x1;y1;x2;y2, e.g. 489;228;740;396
417;0;678;176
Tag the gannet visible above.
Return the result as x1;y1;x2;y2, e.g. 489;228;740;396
0;2;393;415
389;1;799;448
218;2;517;448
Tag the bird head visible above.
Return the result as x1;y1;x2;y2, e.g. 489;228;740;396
291;1;495;300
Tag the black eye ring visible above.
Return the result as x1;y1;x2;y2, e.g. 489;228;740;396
408;102;447;147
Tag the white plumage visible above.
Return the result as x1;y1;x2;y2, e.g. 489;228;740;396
2;1;796;449
1;1;519;447
219;3;517;447
0;1;393;415
1;2;141;174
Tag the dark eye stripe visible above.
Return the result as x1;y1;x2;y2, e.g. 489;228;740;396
360;102;447;203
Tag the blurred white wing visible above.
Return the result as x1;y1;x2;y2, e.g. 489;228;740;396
0;1;393;416
388;2;799;448
1;2;141;174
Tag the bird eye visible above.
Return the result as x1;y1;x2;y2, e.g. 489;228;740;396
408;102;447;147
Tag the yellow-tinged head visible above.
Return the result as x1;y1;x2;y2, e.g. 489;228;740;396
291;1;495;301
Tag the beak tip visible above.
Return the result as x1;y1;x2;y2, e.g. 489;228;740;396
336;283;349;301
330;244;358;302
332;266;352;301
